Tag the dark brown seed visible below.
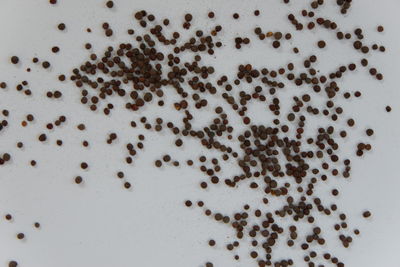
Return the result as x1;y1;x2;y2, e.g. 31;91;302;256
106;1;114;8
77;124;86;130
185;14;193;22
49;0;57;4
8;261;18;267
273;41;280;48
42;61;51;69
52;46;60;53
11;56;19;64
185;200;192;207
81;162;88;169
58;23;66;31
38;134;47;142
347;119;355;127
363;211;371;218
377;25;384;32
317;40;326;48
34;222;40;228
155;160;162;167
75;176;83;184
5;214;12;220
17;233;25;239
208;239;216;246
386;106;392;112
366;129;374;136
124;182;131;189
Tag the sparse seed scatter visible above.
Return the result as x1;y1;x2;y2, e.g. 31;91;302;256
0;1;395;266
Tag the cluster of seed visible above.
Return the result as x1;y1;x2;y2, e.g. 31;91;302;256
1;0;389;266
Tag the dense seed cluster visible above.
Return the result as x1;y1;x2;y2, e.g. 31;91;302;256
1;1;388;266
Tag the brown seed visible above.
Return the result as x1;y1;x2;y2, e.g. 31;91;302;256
81;162;88;169
377;25;384;32
52;46;60;53
77;124;86;130
347;119;355;127
366;129;374;136
386;106;392;112
34;222;40;228
124;182;131;189
5;214;12;220
11;56;19;64
106;1;114;8
75;176;83;184
8;261;18;267
208;239;216;246
42;61;51;69
58;23;66;31
185;200;192;207
363;211;371;218
17;233;25;239
38;134;47;142
317;40;326;48
185;14;193;22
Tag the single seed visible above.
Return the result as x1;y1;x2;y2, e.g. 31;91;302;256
317;40;326;48
106;1;114;8
11;56;19;64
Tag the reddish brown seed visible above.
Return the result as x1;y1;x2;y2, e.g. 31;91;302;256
377;25;384;32
5;214;12;220
49;0;57;4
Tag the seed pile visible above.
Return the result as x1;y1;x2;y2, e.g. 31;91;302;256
1;0;389;266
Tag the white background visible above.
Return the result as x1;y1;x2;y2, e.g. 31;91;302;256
0;0;399;266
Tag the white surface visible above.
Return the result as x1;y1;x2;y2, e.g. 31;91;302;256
0;0;399;266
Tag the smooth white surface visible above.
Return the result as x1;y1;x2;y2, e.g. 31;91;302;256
0;0;399;266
